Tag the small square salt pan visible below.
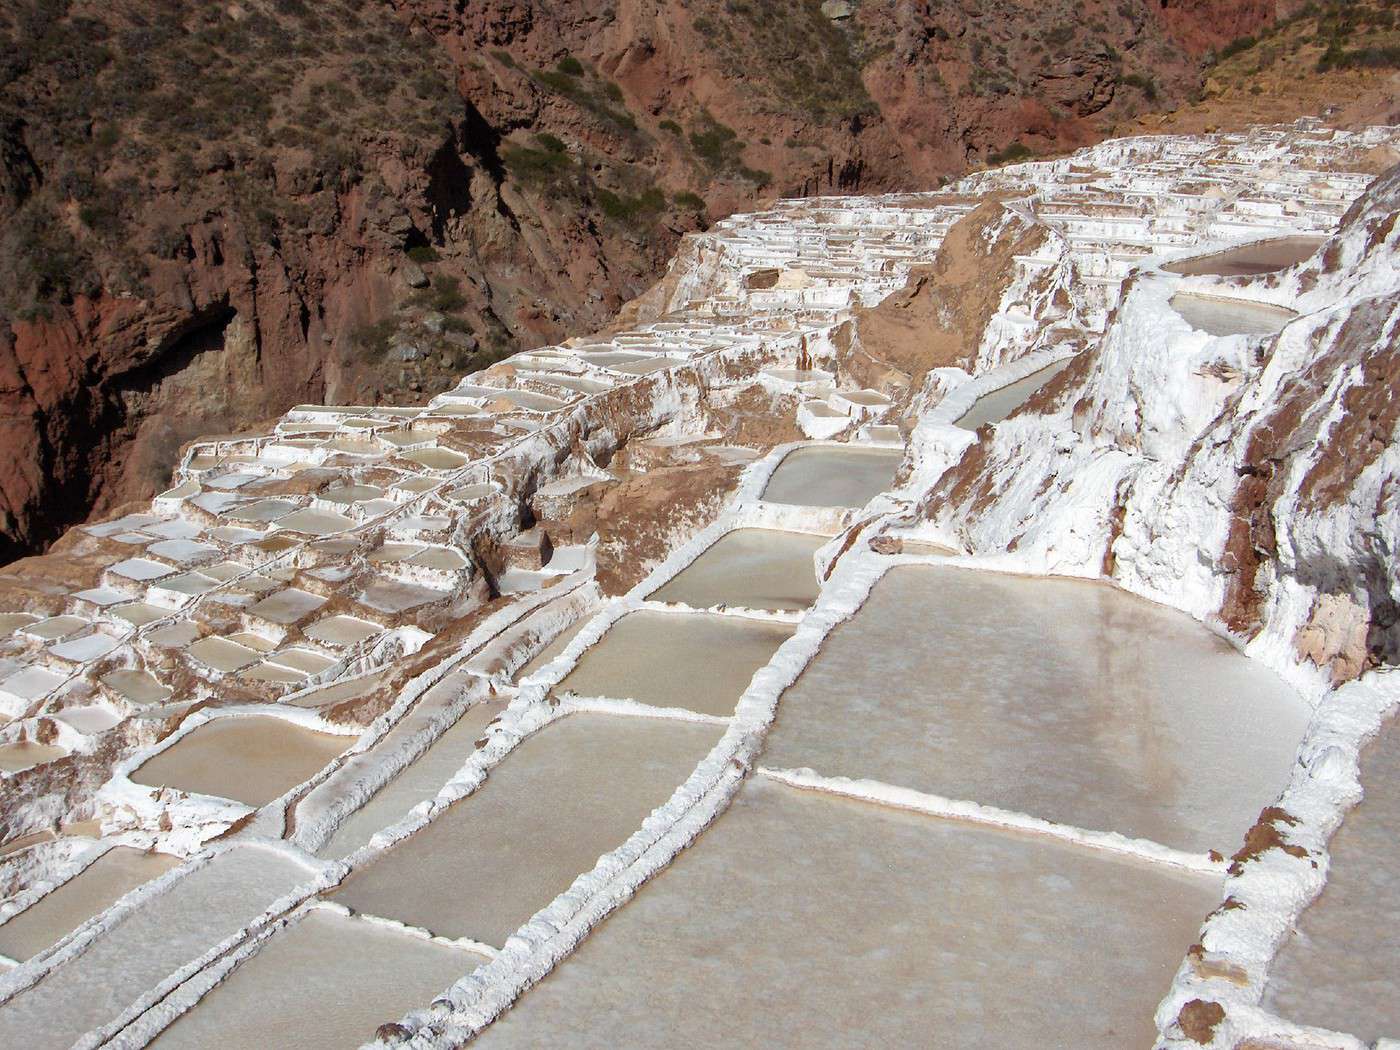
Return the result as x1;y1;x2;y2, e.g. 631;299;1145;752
142;517;206;542
200;561;249;582
147;621;201;649
320;484;384;503
305;616;382;648
393;477;439;495
55;705;121;733
368;543;425;565
391;516;450;535
154;573;221;597
267;648;336;674
146;539;220;564
190;491;244;514
273;509;354;537
187;636;261;672
101;669;174;705
360;499;400;518
108;602;167;627
247;589;327;625
408;547;469;571
356;578;445;614
71;587;133;608
225;499;298;523
110;559;175;582
0;665;66;701
155;480;200;501
402;448;469;471
21;616;88;641
208;526;266;545
226;631;278;653
49;633;121;663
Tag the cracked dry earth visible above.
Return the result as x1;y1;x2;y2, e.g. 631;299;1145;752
2;120;1400;1050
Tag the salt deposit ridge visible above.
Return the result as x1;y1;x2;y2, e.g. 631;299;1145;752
1;119;1398;1049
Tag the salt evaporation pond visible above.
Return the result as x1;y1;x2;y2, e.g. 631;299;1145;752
954;358;1074;431
1263;717;1400;1041
1162;235;1324;276
0;741;68;773
0;846;313;1050
647;529;825;611
0;847;179;962
152;909;486;1049
131;716;350;807
319;700;507;859
1169;292;1296;337
553;611;793;717
471;777;1217;1048
760;446;903;508
334;715;721;946
763;564;1309;854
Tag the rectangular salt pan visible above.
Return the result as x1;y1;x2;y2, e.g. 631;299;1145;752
554;611;793;717
150;909;486;1050
470;778;1218;1049
1169;292;1296;337
131;716;350;807
0;846;313;1050
760;446;903;508
0;847;179;961
647;529;825;611
246;588;327;625
319;701;506;859
334;714;722;946
763;564;1310;855
1263;717;1400;1041
0;741;68;773
954;357;1074;431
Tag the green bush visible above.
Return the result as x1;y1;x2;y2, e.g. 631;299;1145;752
659;119;682;135
349;317;399;359
689;118;740;168
1120;72;1158;101
596;185;666;225
989;141;1034;166
501;145;572;184
407;244;440;263
532;68;638;131
673;190;705;210
1318;42;1400;71
535;132;567;154
1219;34;1258;59
556;55;584;76
427;274;467;312
738;166;772;188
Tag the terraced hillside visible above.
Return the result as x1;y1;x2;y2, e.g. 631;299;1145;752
1;120;1399;1049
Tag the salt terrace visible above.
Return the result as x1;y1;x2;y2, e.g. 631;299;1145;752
0;121;1396;1049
